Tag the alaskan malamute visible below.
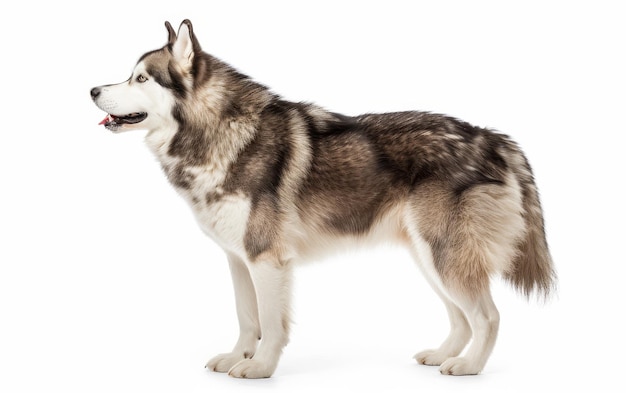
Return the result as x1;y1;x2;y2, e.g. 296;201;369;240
91;20;555;378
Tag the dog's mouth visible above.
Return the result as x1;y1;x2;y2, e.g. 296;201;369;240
99;112;148;130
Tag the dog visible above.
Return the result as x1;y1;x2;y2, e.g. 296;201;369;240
91;19;555;378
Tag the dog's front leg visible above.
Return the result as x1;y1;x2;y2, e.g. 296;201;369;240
206;254;261;372
227;260;292;379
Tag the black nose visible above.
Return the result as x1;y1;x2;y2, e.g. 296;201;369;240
90;87;101;100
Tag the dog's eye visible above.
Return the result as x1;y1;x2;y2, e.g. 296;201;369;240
136;74;148;83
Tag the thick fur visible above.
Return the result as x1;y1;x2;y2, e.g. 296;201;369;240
91;20;556;378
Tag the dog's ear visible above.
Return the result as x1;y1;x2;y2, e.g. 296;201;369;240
172;19;199;71
165;21;176;45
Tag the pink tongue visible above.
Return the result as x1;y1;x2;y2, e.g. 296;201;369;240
99;115;110;125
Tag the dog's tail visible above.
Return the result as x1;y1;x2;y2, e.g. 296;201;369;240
504;148;557;300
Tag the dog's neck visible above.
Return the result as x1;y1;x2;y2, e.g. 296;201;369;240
145;75;275;173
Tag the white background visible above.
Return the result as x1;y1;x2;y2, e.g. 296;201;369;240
1;1;624;392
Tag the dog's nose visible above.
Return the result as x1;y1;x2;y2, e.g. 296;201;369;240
90;87;101;100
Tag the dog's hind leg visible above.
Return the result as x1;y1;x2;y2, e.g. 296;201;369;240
409;231;502;375
406;174;525;375
404;197;505;375
410;234;500;375
227;260;292;378
206;254;261;372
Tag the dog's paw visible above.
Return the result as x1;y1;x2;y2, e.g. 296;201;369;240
228;358;275;379
414;349;450;366
439;357;481;376
206;351;252;373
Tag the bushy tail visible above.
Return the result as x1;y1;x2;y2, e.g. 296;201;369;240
504;151;557;299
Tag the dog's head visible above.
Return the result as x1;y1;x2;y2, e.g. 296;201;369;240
90;20;201;132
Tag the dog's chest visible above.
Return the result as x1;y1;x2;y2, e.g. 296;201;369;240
145;130;251;257
165;161;251;256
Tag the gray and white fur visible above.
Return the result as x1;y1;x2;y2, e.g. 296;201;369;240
91;20;556;378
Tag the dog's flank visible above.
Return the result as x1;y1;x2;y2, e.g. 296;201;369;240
91;19;556;378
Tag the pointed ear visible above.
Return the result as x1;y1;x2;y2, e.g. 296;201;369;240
172;19;198;71
165;21;176;45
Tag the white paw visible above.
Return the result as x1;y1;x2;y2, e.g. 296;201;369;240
228;358;275;379
414;349;450;366
206;351;253;373
439;357;481;376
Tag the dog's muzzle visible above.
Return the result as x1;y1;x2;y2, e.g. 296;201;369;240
91;86;148;131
